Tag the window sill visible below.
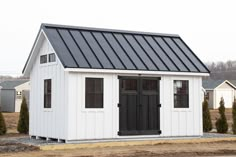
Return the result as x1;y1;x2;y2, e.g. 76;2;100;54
39;61;57;67
172;108;191;112
81;108;104;112
43;108;53;112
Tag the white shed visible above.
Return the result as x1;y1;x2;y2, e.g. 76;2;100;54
202;80;236;109
0;80;29;112
14;81;30;112
23;23;209;142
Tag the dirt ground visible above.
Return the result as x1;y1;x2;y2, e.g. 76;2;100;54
0;141;236;157
1;112;236;156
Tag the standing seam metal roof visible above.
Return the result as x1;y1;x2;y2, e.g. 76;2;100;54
23;23;209;73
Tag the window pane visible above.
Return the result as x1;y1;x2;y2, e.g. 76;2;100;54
86;78;95;93
44;79;51;108
95;79;103;92
95;94;103;108
122;79;137;91
174;80;189;108
40;55;47;64
85;78;103;108
49;53;56;62
142;79;157;91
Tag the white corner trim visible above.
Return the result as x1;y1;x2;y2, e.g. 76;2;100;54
65;68;210;76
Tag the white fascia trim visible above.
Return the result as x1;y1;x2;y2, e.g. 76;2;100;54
23;30;57;77
65;68;210;76
23;30;45;76
204;89;214;91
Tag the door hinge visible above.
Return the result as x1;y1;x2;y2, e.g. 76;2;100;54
118;103;121;107
157;104;161;107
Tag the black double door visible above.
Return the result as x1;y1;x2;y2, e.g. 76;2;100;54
118;77;161;135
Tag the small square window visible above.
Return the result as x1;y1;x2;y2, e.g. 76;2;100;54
40;55;47;64
174;80;189;108
85;78;103;108
49;53;56;62
16;91;22;99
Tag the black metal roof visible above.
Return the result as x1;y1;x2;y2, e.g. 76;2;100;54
23;23;210;73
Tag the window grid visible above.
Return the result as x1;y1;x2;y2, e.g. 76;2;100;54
174;80;189;108
40;55;47;64
85;78;103;108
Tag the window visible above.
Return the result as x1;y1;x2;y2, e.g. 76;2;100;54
44;79;51;108
205;92;209;100
142;79;158;91
85;78;103;108
40;55;47;64
16;91;22;99
49;53;56;62
121;79;137;91
174;80;189;108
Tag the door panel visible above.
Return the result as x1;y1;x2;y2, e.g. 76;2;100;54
118;77;161;136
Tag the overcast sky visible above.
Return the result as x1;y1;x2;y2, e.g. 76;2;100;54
0;0;236;76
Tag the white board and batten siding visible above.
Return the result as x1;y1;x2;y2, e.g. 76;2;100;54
67;73;203;140
214;82;235;108
30;34;203;141
29;34;69;140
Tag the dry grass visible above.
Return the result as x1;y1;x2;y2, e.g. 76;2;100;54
2;112;19;133
210;109;233;129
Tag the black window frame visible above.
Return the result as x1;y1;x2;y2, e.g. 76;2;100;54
44;79;52;108
49;53;56;62
174;80;189;108
85;78;104;108
40;55;47;64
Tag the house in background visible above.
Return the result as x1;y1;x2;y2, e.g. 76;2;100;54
202;80;236;109
23;23;209;142
0;80;29;112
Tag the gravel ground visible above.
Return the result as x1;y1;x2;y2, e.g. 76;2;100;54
5;132;236;146
203;132;236;138
0;132;236;154
0;140;38;153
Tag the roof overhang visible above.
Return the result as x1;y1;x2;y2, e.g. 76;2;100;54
65;68;210;76
23;29;55;77
22;29;45;76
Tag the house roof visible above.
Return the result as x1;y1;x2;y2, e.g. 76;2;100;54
202;79;236;90
228;80;236;87
23;23;209;74
0;80;29;90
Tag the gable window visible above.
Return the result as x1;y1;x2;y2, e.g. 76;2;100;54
85;78;103;108
174;80;189;108
49;53;56;62
16;91;22;99
44;79;51;108
40;55;47;64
